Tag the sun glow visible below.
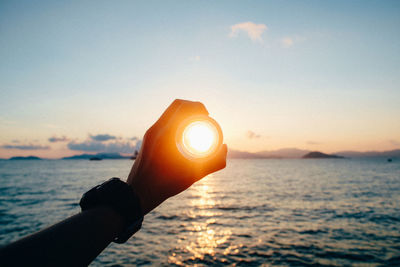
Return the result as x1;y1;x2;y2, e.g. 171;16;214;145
176;116;223;160
184;122;215;154
177;119;219;159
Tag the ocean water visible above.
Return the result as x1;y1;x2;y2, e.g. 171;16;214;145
0;159;399;266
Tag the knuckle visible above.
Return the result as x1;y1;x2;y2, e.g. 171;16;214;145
222;160;227;169
195;101;205;108
144;128;153;139
173;99;185;105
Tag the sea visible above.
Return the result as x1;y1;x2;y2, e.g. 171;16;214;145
0;158;399;266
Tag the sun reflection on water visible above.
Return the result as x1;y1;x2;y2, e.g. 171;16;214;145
168;175;233;265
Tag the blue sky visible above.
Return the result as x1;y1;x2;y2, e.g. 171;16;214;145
1;1;399;158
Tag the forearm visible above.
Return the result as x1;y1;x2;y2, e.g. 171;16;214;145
0;207;125;267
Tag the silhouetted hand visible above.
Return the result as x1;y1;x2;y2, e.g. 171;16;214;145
127;99;227;215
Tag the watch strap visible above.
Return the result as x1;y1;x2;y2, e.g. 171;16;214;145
79;178;143;243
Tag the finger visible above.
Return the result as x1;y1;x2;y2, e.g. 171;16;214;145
168;100;209;127
154;99;209;128
176;100;209;116
199;144;227;177
154;99;182;126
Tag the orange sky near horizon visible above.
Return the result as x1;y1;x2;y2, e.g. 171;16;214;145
1;2;400;158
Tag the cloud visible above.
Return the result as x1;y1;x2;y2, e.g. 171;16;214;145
280;36;306;48
68;141;106;152
229;22;267;42
68;140;141;154
189;55;201;62
389;139;400;146
306;141;321;145
48;136;69;143
1;144;50;150
130;136;138;141
89;134;116;142
246;130;261;139
281;37;294;48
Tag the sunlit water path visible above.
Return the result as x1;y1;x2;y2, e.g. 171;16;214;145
1;159;399;266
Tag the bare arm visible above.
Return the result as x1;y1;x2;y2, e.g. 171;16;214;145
0;207;124;267
0;99;227;266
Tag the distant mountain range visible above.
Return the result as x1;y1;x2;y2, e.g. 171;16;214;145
5;148;400;160
228;148;400;159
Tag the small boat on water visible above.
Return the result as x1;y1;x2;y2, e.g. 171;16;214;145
89;157;102;161
130;150;139;160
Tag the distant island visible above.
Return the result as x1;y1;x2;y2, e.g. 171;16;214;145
302;151;343;159
9;156;42;160
62;152;130;160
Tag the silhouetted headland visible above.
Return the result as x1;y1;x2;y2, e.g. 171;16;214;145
89;157;102;161
63;153;130;160
302;151;344;159
9;156;42;160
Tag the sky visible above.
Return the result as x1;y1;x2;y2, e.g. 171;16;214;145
1;0;400;158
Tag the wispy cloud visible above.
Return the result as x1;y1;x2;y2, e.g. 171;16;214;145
389;139;400;146
280;36;306;48
281;37;294;48
306;141;321;145
48;136;69;143
1;144;50;150
246;130;261;139
68;141;113;152
89;134;116;142
189;55;201;62
229;22;267;42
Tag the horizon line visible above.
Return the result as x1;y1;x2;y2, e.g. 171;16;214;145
2;147;400;160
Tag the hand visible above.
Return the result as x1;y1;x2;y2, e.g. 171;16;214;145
127;99;227;215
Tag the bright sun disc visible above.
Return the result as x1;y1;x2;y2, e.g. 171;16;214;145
176;115;223;160
183;122;215;154
178;119;220;159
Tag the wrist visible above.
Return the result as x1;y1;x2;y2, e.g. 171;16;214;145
128;174;165;216
130;178;154;215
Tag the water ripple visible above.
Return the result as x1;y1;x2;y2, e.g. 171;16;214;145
0;159;399;266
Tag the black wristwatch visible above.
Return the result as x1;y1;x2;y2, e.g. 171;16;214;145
79;178;144;243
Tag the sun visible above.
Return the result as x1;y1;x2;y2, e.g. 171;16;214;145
176;115;223;160
181;120;218;158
